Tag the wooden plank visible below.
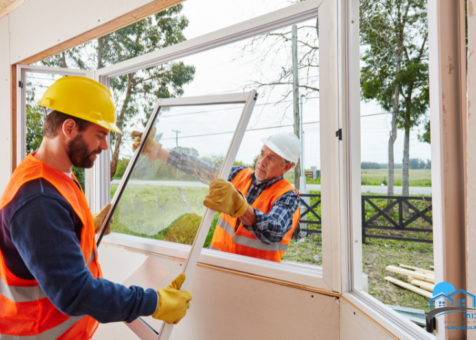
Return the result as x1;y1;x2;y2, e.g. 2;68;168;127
386;265;435;283
0;0;30;20
19;0;183;65
384;276;433;298
410;279;435;292
399;264;434;274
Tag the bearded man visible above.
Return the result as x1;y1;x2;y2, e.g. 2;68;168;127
0;76;191;339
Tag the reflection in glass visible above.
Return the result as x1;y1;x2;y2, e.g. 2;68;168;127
111;103;245;247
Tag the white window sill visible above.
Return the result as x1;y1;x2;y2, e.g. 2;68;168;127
101;232;332;291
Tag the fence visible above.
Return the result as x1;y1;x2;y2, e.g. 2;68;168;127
299;193;322;235
361;195;433;243
298;194;433;243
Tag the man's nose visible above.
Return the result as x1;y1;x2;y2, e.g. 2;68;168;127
100;137;109;150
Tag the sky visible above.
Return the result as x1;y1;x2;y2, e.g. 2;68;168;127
163;0;432;168
29;0;432;170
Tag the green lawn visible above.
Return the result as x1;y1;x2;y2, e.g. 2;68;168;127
361;169;431;187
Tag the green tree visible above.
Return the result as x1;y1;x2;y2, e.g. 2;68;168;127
25;85;44;155
418;120;430;144
40;4;195;180
360;0;429;206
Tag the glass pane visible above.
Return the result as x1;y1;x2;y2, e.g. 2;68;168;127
359;0;433;320
111;103;245;247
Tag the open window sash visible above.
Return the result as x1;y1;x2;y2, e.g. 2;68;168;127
96;91;257;340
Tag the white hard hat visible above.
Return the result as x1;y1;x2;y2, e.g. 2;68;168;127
261;132;301;164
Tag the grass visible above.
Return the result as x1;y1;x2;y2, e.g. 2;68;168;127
110;184;218;248
361;169;431;187
284;236;433;313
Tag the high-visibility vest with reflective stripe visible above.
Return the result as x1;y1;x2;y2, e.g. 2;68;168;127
0;153;102;339
210;168;300;262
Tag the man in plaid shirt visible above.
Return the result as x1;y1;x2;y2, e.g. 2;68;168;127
132;129;301;250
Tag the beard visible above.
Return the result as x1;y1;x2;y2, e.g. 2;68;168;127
67;133;101;169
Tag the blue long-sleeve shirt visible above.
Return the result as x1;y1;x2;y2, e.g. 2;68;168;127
0;178;157;323
167;149;300;244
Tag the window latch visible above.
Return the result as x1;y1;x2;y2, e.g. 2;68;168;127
18;81;23;89
336;128;342;140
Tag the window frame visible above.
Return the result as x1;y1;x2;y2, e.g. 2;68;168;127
97;91;258;339
94;0;336;293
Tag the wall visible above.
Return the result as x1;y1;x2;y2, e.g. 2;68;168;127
468;0;476;338
339;300;396;340
94;243;341;340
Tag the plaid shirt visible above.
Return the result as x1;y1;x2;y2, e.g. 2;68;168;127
167;149;299;244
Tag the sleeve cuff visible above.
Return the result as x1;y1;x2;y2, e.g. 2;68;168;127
142;288;159;316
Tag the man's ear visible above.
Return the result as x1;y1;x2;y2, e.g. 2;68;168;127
284;162;293;173
62;119;78;140
280;161;293;176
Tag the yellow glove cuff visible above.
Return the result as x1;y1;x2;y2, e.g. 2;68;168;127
232;191;248;218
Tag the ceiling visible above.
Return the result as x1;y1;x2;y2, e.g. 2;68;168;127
0;0;29;20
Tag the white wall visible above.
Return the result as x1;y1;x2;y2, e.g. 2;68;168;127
94;243;341;340
0;15;12;193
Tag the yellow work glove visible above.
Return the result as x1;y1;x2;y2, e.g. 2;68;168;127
153;274;192;324
203;179;248;218
131;127;162;160
93;203;113;235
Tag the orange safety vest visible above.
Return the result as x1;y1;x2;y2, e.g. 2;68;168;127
0;153;102;339
210;168;300;263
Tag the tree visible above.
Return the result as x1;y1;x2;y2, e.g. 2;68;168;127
361;161;382;169
40;4;195;179
241;21;319;189
360;0;429;208
418;120;430;144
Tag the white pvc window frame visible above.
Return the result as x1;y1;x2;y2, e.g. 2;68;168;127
338;0;436;339
95;0;337;294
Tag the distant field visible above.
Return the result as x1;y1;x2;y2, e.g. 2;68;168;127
361;169;431;187
284;169;431;187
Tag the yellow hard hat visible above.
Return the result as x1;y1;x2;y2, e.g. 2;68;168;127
37;76;122;134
